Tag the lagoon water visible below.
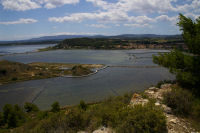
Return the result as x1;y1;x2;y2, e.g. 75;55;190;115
0;48;174;110
0;44;55;55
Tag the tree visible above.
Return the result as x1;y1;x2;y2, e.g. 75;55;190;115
51;102;60;113
2;104;26;128
153;14;200;95
24;102;39;113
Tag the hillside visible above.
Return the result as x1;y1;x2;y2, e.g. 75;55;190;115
53;37;184;50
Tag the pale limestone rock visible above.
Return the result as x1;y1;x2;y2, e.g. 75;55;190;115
130;93;149;106
93;127;115;133
155;102;160;106
170;119;177;124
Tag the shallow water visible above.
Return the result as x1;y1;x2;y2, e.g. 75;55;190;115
0;49;174;110
0;44;56;55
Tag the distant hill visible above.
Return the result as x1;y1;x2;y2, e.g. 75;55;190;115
0;34;181;45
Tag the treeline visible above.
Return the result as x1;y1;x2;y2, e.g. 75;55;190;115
55;37;184;50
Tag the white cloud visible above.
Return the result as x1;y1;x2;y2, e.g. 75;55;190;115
155;15;178;24
1;0;40;11
0;18;38;25
40;0;79;9
49;11;129;23
124;23;150;28
88;24;109;28
86;0;176;13
1;0;79;11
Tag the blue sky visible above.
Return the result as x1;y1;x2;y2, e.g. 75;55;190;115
0;0;199;41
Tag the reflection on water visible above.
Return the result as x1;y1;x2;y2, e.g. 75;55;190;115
0;49;174;110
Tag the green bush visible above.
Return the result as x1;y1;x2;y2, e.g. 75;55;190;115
79;100;88;111
2;104;26;128
1;93;167;133
155;80;175;88
0;69;7;75
192;100;200;119
0;112;4;126
51;102;60;113
24;102;39;113
37;111;48;120
116;103;166;133
163;86;193;116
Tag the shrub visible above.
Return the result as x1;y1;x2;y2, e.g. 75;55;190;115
0;112;4;126
11;77;18;81
2;104;26;128
51;102;60;113
192;100;200;119
163;86;193;116
79;100;87;111
156;80;175;88
115;103;166;133
24;102;39;113
37;111;48;120
0;69;7;75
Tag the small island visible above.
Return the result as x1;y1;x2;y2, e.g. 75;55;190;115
0;60;104;85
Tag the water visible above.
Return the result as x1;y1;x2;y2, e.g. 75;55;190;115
0;49;174;110
0;44;56;55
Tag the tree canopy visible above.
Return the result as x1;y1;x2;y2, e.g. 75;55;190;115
153;14;200;95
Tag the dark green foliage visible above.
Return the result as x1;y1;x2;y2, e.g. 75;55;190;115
79;100;88;111
11;77;18;81
116;103;166;133
155;80;176;88
0;69;7;75
178;14;200;55
192;100;200;119
24;102;39;113
163;86;193;116
71;65;92;76
2;104;26;128
9;93;166;133
37;111;48;120
55;37;184;50
153;14;200;95
0;112;4;126
51;102;60;113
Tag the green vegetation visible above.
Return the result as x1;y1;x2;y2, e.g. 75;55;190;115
153;14;200;95
24;103;39;113
0;94;166;133
1;104;26;128
0;60;102;84
71;65;92;76
51;102;60;113
53;37;184;50
153;14;200;129
163;85;193;116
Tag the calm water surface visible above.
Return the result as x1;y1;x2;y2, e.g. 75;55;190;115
0;49;174;110
0;44;56;55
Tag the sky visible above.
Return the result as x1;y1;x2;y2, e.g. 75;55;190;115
0;0;199;41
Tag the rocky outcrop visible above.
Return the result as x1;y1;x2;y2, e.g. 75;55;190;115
130;84;199;133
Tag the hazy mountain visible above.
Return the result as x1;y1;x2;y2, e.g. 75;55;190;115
0;34;181;44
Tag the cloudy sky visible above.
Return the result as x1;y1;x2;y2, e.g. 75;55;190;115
0;0;199;40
